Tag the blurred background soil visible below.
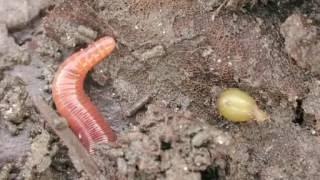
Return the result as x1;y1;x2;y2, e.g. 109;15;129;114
0;0;320;179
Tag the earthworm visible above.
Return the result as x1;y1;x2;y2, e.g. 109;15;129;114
52;36;117;153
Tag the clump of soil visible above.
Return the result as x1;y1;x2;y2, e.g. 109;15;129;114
0;0;53;29
0;76;31;134
0;24;30;73
281;13;320;75
94;103;232;180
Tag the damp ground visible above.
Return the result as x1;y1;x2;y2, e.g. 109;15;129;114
0;0;320;179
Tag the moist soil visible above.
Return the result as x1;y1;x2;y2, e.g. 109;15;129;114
1;0;320;179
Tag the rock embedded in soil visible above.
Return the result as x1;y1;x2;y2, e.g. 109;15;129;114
225;0;254;10
280;14;320;74
133;45;166;61
197;0;224;12
0;24;30;69
192;130;211;147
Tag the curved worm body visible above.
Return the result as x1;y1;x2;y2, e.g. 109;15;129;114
52;36;116;153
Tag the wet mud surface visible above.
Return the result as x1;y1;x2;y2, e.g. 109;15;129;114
0;0;320;179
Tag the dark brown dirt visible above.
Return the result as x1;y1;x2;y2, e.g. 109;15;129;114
1;0;320;179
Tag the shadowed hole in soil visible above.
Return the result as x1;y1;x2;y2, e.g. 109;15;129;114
293;99;304;125
200;165;219;180
155;155;161;161
254;172;261;180
160;140;172;150
247;0;307;26
140;128;149;134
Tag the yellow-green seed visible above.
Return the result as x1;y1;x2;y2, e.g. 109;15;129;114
217;88;268;122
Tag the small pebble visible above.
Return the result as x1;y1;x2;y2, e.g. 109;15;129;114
192;131;210;147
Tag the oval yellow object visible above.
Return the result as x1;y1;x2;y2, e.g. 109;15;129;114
217;88;268;122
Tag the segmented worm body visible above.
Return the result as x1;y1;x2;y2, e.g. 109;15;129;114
52;36;116;153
